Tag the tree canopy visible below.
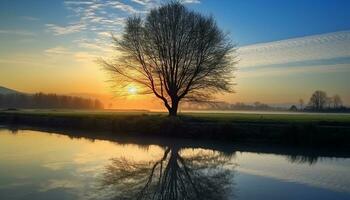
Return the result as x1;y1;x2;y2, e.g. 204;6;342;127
307;90;344;111
102;1;236;116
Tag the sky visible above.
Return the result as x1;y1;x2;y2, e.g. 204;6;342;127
0;0;350;109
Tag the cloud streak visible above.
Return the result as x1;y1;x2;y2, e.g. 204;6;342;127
20;16;40;21
44;46;71;55
107;1;141;14
0;29;35;36
44;46;98;64
46;23;86;35
238;31;350;69
45;0;201;53
182;0;201;4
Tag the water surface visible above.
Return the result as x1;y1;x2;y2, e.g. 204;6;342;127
0;128;349;200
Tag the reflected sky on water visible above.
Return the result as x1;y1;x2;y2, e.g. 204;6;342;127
0;128;349;200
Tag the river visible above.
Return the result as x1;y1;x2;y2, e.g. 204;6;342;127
0;128;349;200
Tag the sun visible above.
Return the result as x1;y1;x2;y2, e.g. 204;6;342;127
127;86;138;95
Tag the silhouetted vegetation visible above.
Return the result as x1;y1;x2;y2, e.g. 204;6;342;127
289;105;298;111
308;90;328;110
101;146;234;200
286;155;320;165
181;101;283;111
0;93;104;109
304;90;349;112
102;2;236;116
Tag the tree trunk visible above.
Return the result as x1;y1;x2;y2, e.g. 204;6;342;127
168;100;179;117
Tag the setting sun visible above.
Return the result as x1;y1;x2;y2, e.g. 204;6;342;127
127;86;137;95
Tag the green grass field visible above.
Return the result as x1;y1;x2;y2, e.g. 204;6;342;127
1;109;349;144
182;112;350;123
1;109;350;124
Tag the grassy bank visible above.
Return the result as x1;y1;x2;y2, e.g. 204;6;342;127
2;109;350;123
1;109;350;145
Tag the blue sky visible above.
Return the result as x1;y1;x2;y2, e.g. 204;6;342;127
193;0;350;45
1;0;350;45
0;0;350;107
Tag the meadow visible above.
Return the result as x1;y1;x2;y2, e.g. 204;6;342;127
1;109;350;123
1;109;350;145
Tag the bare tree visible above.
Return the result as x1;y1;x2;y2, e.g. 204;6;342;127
333;94;343;108
308;90;327;110
102;2;236;116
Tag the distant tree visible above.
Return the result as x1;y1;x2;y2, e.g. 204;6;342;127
298;98;304;110
308;90;327;110
333;94;343;108
289;105;298;111
102;2;236;116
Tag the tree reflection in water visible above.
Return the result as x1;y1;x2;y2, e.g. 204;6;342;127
101;146;235;200
286;155;320;165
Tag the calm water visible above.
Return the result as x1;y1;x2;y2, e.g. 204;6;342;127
0;128;349;200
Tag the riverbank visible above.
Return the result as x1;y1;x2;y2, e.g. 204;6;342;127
1;109;350;146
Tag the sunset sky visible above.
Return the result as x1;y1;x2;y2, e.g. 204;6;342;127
1;0;350;109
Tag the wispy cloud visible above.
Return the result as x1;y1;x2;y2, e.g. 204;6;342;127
239;63;350;78
73;51;96;62
131;0;200;6
107;1;141;14
0;29;35;36
44;46;97;64
64;1;94;6
0;54;49;67
236;31;350;79
182;0;201;4
238;31;350;68
44;46;71;55
0;58;39;65
45;0;201;54
46;23;86;35
20;16;40;21
131;0;152;5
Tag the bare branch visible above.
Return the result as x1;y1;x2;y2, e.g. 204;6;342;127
101;2;237;116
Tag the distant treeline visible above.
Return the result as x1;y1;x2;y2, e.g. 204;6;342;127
291;90;349;112
181;101;283;111
0;93;104;109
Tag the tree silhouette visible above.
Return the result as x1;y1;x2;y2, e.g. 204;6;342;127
101;146;235;200
333;94;343;108
308;90;327;110
102;2;236;116
286;155;319;165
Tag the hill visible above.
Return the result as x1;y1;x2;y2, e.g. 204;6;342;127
0;86;21;95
